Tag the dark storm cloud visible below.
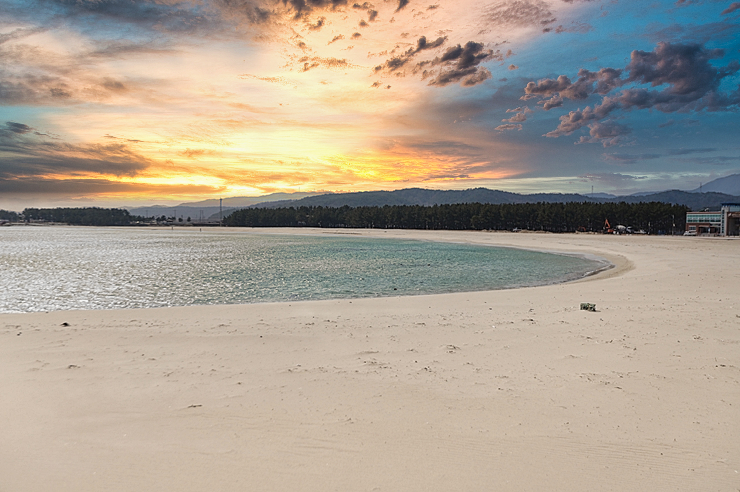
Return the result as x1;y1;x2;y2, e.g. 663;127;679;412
0;124;152;179
523;42;740;143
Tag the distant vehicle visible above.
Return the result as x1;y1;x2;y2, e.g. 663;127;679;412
512;228;521;232
683;231;697;236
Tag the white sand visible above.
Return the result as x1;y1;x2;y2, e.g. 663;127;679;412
1;230;738;491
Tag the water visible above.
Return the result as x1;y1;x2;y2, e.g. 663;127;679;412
0;227;607;313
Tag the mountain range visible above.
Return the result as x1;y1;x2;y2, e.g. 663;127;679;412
126;173;740;221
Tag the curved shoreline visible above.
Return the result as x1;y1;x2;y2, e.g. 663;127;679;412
0;227;622;314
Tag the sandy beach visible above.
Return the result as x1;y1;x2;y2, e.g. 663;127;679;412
1;230;738;491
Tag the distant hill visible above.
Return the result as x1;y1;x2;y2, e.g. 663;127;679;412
584;193;617;199
128;192;323;221
243;187;739;211
179;192;323;208
690;173;740;196
248;188;595;208
613;190;740;210
129;187;740;221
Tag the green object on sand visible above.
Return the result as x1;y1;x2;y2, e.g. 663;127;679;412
580;303;596;312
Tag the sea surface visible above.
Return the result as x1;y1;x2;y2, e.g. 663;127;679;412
0;227;607;313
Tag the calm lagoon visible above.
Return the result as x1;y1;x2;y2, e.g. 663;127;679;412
1;227;607;313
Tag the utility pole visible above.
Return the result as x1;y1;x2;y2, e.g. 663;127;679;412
219;198;223;226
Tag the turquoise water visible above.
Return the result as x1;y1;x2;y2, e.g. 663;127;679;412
0;227;606;313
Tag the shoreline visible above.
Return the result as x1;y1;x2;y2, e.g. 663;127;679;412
1;231;738;491
0;228;623;315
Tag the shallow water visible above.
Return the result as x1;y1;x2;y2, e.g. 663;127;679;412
0;227;605;313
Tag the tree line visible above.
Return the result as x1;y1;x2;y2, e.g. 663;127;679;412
0;209;19;221
224;202;689;234
21;207;136;226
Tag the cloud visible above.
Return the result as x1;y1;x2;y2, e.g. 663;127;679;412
603;153;661;163
721;2;740;14
307;16;326;30
495;123;523;131
0;177;223;197
576;120;631;147
0;27;46;45
483;0;556;28
522;42;740;144
578;172;648;184
0;123;153;179
425;41;500;87
297;56;357;72
328;34;344;44
545;97;620;137
665;148;716;155
503;106;532;122
523;68;624;102
31;0;223;35
396;0;410;12
280;0;349;20
374;35;447;72
2;122;34;135
554;22;592;34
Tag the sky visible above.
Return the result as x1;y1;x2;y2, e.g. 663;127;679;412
1;0;739;209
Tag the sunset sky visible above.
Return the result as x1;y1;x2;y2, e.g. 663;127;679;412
1;0;739;208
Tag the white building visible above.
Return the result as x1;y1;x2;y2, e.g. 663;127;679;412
685;203;740;236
